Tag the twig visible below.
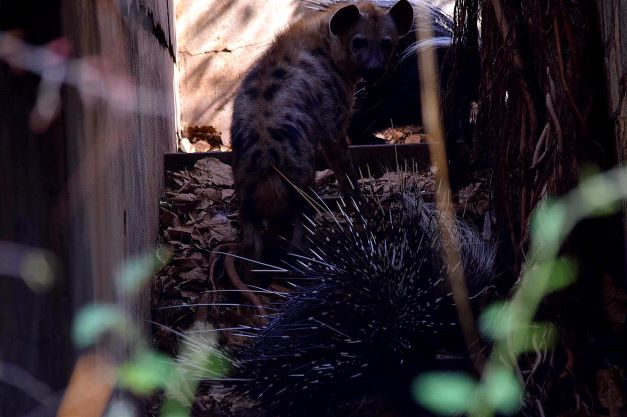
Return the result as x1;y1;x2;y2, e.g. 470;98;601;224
208;243;240;305
520;108;530;245
545;92;563;162
531;122;552;170
490;0;538;140
223;253;268;324
553;16;587;134
416;8;484;373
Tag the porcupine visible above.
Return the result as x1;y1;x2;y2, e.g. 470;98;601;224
191;185;496;417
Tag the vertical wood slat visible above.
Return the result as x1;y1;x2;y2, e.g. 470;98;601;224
62;0;176;337
0;0;175;414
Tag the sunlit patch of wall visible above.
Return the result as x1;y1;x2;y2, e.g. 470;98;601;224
174;0;303;148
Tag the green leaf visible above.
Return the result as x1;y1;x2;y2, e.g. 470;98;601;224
509;322;558;354
72;304;128;348
578;174;621;217
479;301;513;341
160;398;189;417
412;372;477;415
482;367;522;414
541;258;577;293
522;258;576;307
118;349;173;395
19;250;55;292
116;248;171;295
530;200;566;252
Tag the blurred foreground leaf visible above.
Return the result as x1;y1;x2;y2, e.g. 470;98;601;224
530;199;566;253
116;248;171;295
531;258;577;294
19;250;56;292
72;304;129;348
479;301;513;341
160;399;189;417
413;372;477;415
118;349;173;395
481;367;522;414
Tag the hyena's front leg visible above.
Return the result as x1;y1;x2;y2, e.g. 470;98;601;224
321;137;375;218
321;137;362;200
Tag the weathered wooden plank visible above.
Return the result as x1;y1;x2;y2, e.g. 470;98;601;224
0;0;176;414
62;0;176;313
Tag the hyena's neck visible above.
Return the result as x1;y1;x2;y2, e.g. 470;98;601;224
283;14;360;86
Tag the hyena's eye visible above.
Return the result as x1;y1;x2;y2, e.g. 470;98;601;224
381;37;393;50
351;36;367;51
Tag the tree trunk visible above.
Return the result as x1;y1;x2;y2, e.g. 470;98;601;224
597;0;627;283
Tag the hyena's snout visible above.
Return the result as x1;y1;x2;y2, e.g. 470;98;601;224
354;41;394;83
361;63;386;83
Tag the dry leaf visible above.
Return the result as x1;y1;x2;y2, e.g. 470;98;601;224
166;225;194;241
603;275;627;331
170;171;192;186
173;253;205;269
176;180;197;194
192;158;234;187
196;188;223;203
179;267;207;283
160;207;181;228
315;169;336;186
187;125;223;147
405;134;422;144
193;141;214;153
207;215;237;243
597;367;625;416
167;192;197;204
191;228;207;245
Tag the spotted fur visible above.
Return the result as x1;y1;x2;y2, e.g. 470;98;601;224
231;0;414;278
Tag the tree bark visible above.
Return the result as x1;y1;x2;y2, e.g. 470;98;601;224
597;0;627;283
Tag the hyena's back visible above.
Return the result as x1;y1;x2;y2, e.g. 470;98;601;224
231;17;353;226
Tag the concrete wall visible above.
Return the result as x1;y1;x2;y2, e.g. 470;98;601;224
175;0;304;146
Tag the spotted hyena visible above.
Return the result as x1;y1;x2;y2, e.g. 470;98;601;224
231;0;414;276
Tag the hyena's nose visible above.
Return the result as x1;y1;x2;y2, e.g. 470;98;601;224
362;65;385;83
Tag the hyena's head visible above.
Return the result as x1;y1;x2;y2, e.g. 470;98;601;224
330;0;414;83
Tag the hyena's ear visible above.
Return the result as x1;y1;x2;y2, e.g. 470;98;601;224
388;0;414;36
329;4;360;36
